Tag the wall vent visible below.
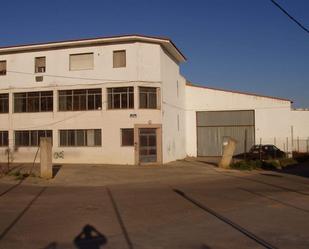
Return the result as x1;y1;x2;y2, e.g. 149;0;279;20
35;76;43;82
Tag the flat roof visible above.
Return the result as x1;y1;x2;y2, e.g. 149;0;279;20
186;82;293;103
0;34;186;63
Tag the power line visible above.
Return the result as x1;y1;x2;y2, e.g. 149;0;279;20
270;0;309;34
7;70;162;84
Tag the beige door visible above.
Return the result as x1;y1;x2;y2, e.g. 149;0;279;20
134;124;162;165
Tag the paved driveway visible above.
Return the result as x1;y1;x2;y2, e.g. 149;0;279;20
0;161;308;249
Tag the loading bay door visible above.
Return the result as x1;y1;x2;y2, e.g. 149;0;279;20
197;110;255;156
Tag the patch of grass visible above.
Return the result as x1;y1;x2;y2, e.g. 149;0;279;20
231;159;284;171
293;152;309;163
279;158;297;168
230;160;262;170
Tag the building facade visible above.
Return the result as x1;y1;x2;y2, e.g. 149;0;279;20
0;35;308;165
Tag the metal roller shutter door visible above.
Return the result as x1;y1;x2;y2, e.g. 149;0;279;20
197;110;255;156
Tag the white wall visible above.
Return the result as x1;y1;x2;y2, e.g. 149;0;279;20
185;85;292;156
160;50;186;163
0;42;165;164
0;42;162;88
290;110;309;152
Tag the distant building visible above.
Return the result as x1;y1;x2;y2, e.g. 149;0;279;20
0;35;308;164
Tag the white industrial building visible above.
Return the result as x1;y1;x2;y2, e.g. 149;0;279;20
0;34;308;165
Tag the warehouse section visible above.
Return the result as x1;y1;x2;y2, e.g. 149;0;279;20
196;110;255;156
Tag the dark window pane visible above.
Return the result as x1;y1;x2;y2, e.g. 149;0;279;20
0;131;8;146
60;130;67;146
122;129;134;146
68;130;75;146
76;130;85;146
94;129;101;146
88;95;95;110
113;94;120;109
31;131;38;146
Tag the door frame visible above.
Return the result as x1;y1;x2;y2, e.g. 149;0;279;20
134;124;162;165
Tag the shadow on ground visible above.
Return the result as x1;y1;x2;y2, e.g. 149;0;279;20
277;161;309;178
42;224;107;249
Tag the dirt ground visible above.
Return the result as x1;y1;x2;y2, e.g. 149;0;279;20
0;160;309;249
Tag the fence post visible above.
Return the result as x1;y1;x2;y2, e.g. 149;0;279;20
40;137;53;179
291;126;294;151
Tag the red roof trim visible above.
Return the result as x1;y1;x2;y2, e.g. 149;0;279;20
0;34;186;61
186;82;293;103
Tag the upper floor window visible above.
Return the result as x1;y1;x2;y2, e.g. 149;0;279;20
113;50;126;68
35;57;46;73
139;87;158;109
0;93;9;113
15;130;52;147
14;91;53;113
0;131;8;147
59;129;101;147
58;88;102;111
0;60;6;76
107;87;134;109
69;53;94;71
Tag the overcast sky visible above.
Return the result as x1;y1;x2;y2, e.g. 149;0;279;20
1;0;308;107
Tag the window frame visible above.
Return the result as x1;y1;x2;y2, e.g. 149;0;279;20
69;53;94;71
121;128;134;147
59;129;102;147
35;56;46;73
113;50;126;68
0;93;9;113
0;60;7;76
0;131;8;147
139;87;159;109
58;88;102;112
13;91;53;113
14;130;53;147
107;87;134;110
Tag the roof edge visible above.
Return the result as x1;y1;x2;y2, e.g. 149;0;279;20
186;82;293;103
0;34;186;62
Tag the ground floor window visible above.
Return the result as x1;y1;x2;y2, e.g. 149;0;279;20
0;131;8;146
121;128;134;146
15;130;52;147
59;129;101;146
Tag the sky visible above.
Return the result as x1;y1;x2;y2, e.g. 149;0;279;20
1;0;308;107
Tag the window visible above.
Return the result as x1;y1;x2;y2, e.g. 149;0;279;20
113;50;126;68
59;129;101;146
14;91;53;113
107;87;134;109
35;57;46;73
139;87;158;109
58;88;102;111
69;53;94;71
0;60;6;76
0;131;8;147
0;93;9;113
15;130;52;147
121;129;134;146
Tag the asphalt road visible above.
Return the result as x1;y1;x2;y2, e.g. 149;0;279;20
0;161;308;249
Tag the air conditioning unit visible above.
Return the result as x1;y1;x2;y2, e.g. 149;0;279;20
37;67;46;73
35;76;43;82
